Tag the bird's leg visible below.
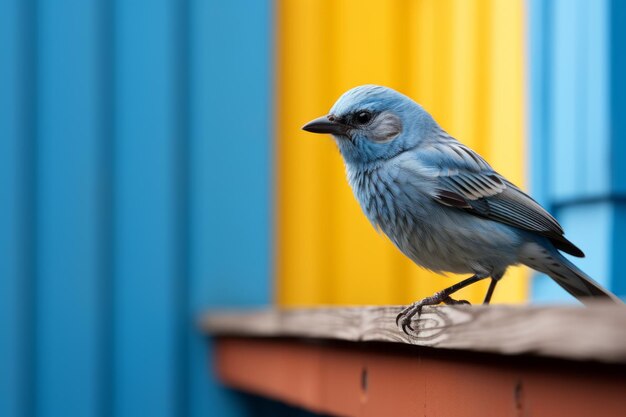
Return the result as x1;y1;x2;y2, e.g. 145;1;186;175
396;274;489;334
482;272;504;304
482;278;498;304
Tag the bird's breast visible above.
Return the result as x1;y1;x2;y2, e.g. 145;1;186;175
347;165;426;238
346;163;522;275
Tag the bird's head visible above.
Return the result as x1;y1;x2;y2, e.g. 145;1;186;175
302;85;435;166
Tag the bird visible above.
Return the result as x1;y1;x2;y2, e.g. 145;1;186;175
302;84;622;334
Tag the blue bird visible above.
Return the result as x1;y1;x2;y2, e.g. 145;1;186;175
302;85;621;334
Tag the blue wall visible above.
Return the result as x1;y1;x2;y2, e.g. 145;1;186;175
529;0;626;302
0;1;278;416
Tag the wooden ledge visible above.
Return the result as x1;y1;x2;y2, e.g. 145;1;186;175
202;303;626;363
204;304;626;416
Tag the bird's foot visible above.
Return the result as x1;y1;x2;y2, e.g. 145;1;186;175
396;293;472;334
395;302;424;334
442;296;471;306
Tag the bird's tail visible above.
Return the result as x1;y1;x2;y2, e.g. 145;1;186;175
522;243;622;304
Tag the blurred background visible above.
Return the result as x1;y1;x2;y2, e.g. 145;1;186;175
2;0;625;416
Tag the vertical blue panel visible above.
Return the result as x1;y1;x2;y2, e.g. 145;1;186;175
559;204;613;288
582;0;609;195
187;1;273;416
610;0;626;195
529;0;565;301
547;0;610;202
609;0;626;295
36;0;108;416
530;0;625;300
0;1;32;416
113;0;183;416
611;203;626;296
549;0;584;201
528;0;551;207
2;0;280;415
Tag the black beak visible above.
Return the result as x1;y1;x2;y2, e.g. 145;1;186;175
302;115;348;135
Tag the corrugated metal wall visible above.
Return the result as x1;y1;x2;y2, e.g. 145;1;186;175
275;0;528;307
529;0;626;301
0;1;276;417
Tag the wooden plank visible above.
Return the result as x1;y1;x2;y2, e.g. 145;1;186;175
214;337;626;417
202;304;626;363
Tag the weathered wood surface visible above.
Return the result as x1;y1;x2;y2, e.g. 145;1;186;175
201;303;626;363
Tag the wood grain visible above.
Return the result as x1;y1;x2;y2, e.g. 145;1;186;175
201;303;626;363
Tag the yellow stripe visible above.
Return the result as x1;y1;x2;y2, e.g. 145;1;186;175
329;0;405;304
275;0;335;305
276;0;528;306
487;0;528;303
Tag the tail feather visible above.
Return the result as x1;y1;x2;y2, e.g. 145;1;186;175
546;254;619;302
522;243;622;303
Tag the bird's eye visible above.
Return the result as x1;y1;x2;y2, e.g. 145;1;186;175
354;111;372;125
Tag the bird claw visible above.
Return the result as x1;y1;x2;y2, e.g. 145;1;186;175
398;318;415;335
396;292;470;335
395;303;423;335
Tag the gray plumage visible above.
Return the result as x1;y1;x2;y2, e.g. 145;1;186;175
302;85;620;316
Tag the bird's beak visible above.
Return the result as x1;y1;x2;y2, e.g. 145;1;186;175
302;115;348;135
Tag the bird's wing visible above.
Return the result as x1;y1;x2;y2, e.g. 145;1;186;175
411;138;584;257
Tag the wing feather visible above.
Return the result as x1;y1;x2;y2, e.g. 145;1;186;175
416;139;584;257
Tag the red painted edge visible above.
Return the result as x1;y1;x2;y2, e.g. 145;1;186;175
214;337;626;417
